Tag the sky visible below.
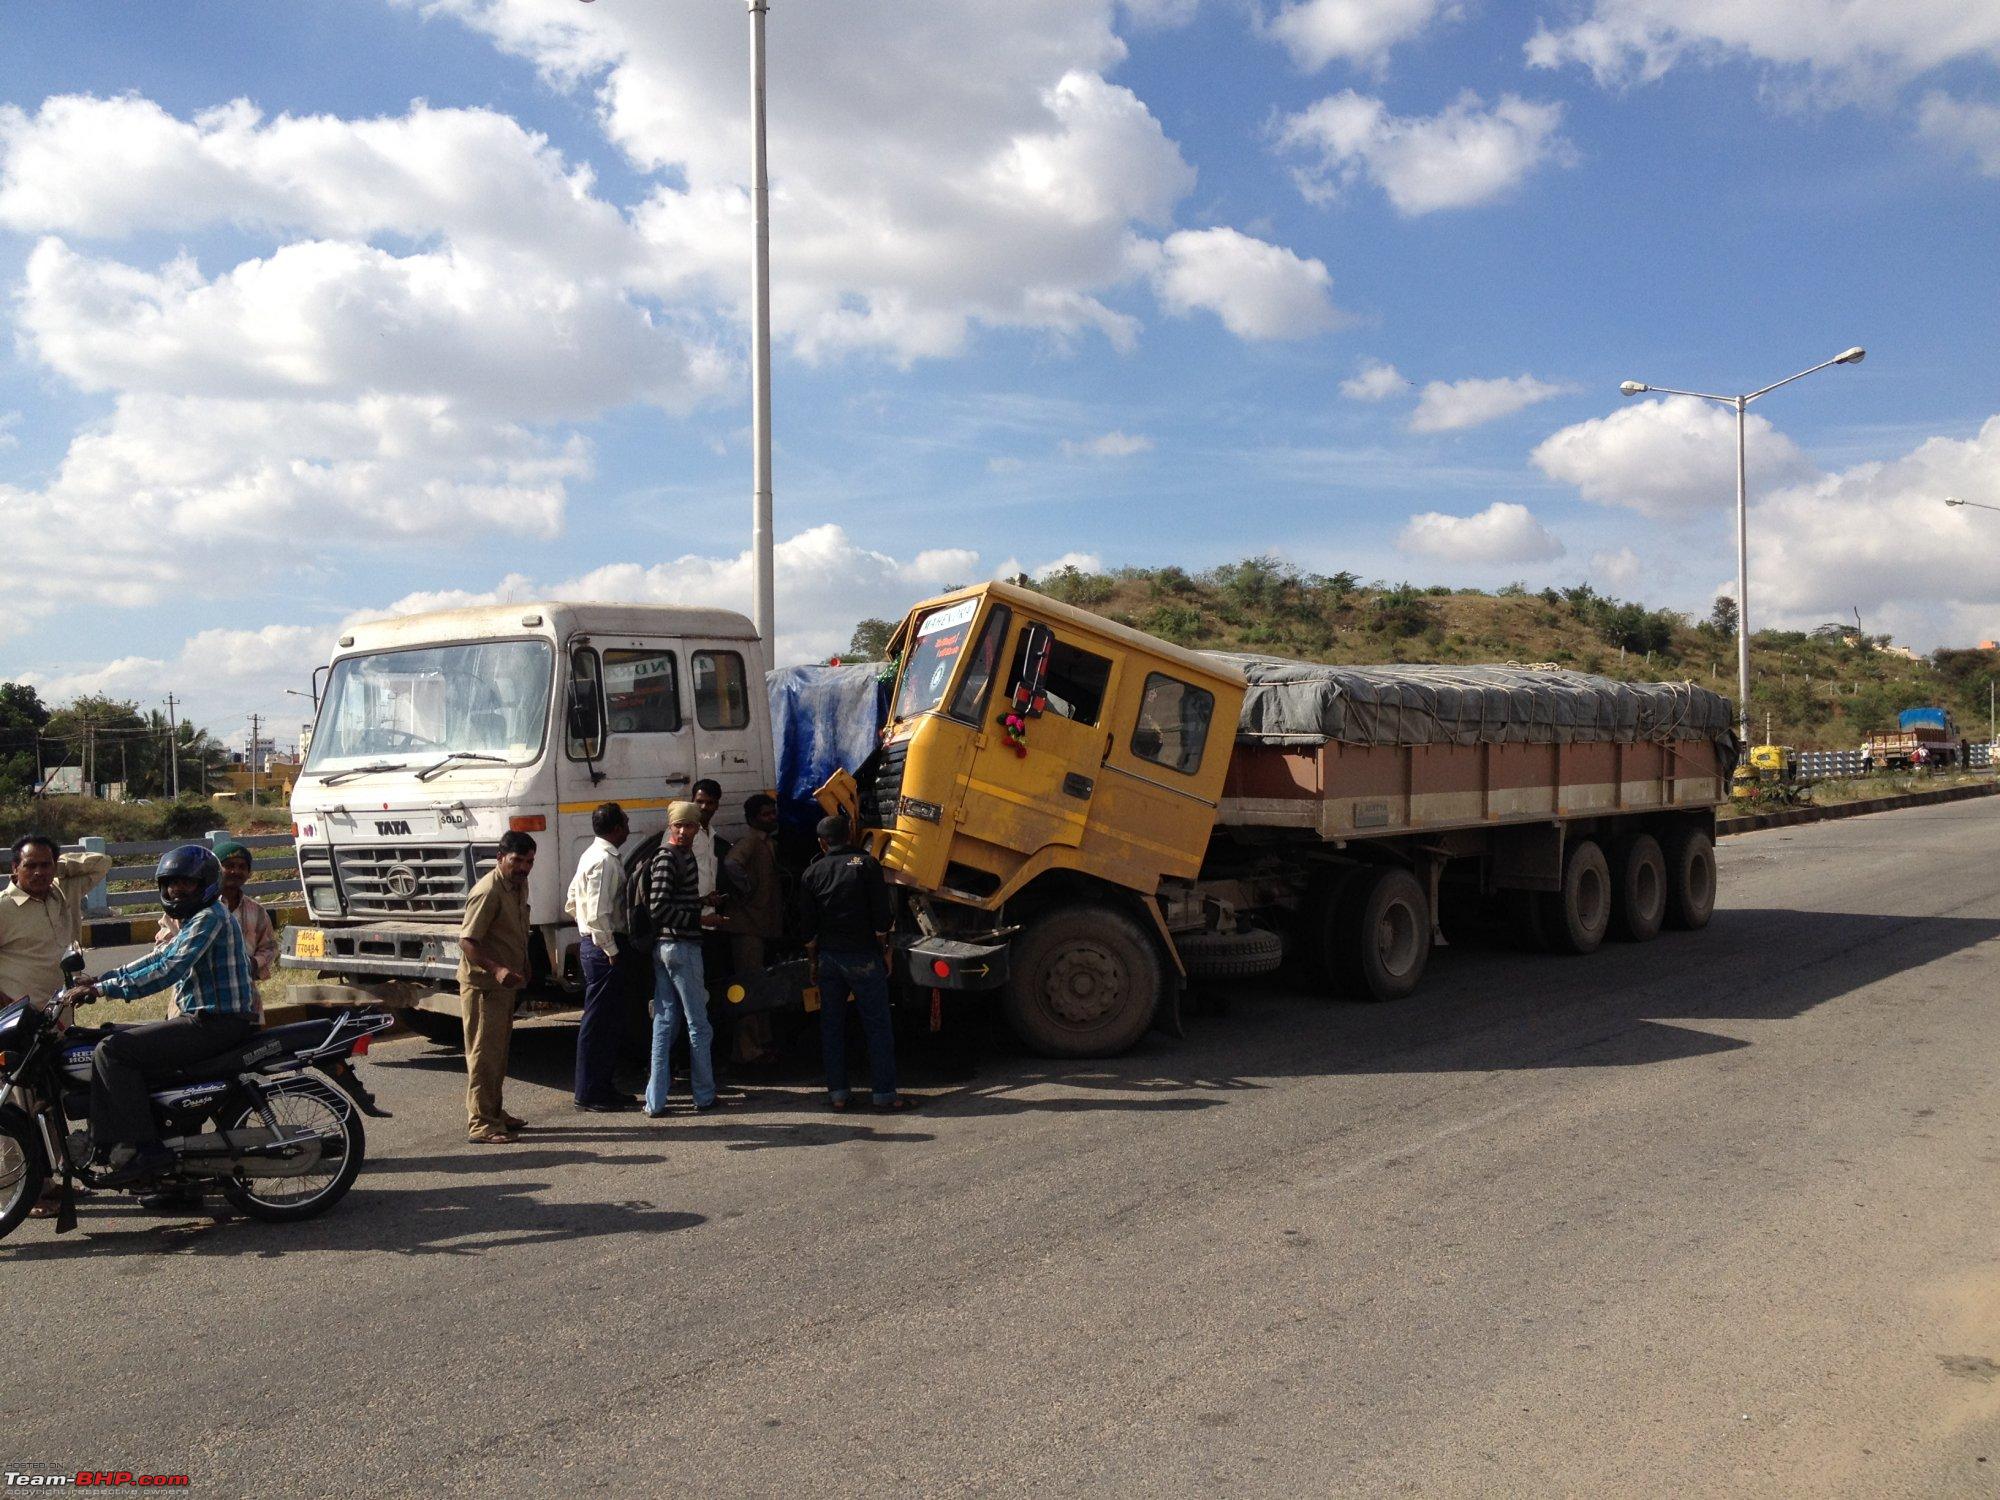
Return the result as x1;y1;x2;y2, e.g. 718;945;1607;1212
1;0;1997;750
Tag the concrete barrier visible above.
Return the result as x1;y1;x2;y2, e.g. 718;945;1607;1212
1721;780;2000;836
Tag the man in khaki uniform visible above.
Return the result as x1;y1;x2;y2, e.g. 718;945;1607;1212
0;834;114;1005
457;830;537;1144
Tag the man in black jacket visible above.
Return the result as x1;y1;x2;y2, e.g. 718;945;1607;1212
797;814;910;1111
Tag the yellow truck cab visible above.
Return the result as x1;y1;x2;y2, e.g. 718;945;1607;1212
856;582;1245;1054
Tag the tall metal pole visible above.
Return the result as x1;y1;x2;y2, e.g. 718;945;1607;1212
164;693;180;800
748;0;776;656
1735;395;1751;750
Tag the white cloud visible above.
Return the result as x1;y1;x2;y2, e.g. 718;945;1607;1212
1398;502;1564;564
1061;430;1154;458
1341;359;1407;401
414;0;1321;359
1748;416;2000;647
1525;1;2000;95
1279;91;1573;215
1409;373;1572;432
1144;227;1345;339
1531;395;1815;520
1588;546;1645;592
991;550;1109;582
1121;0;1203;30
1918;92;2000;176
987;456;1027;474
1266;0;1454;72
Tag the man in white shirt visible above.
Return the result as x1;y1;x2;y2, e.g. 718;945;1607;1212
566;802;637;1112
691;778;725;899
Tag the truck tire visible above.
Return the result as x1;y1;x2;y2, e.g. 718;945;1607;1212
1003;905;1163;1058
1176;927;1285;980
1610;833;1666;943
403;1008;464;1049
1539;838;1611;955
1664;825;1717;931
1336;868;1430;1002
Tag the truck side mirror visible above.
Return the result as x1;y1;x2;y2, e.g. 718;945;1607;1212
1012;623;1053;719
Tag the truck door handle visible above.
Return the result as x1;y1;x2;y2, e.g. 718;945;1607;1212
663;774;690;785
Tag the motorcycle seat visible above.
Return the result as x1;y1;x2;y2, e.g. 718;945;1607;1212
156;1019;341;1084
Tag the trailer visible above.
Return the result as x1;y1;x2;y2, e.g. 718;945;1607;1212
836;582;1737;1057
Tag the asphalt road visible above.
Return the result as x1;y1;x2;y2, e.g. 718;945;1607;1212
11;801;2000;1497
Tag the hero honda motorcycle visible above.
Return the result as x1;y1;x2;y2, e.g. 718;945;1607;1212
0;950;394;1238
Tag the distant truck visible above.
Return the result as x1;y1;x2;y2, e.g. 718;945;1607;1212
814;581;1738;1056
1863;707;1966;771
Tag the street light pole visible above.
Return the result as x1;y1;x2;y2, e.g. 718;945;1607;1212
747;0;776;657
1620;346;1865;750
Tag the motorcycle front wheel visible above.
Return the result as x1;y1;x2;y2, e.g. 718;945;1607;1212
218;1086;365;1223
0;1116;47;1241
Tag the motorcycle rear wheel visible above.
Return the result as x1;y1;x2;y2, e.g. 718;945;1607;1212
217;1087;364;1223
0;1117;47;1241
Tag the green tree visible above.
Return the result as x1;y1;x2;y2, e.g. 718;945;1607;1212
0;683;50;797
846;618;896;660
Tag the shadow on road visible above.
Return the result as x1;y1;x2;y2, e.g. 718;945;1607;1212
0;1177;705;1261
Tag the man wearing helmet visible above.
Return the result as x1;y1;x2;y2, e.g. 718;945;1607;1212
61;844;260;1186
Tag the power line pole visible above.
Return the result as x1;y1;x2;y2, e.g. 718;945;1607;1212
249;713;261;810
164;693;181;799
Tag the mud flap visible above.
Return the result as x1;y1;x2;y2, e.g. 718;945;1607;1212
1151;972;1185;1040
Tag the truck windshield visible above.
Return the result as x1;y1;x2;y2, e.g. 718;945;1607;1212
893;599;979;721
305;640;554;773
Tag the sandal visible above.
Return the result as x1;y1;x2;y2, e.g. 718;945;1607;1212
826;1096;852;1112
875;1095;917;1112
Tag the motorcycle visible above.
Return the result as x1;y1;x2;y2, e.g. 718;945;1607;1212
0;950;394;1239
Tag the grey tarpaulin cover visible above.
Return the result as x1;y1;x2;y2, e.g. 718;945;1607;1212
1206;655;1737;750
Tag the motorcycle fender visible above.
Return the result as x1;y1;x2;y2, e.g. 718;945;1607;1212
0;1104;55;1171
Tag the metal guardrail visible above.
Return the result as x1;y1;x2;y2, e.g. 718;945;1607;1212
62;830;297;916
1796;743;1994;780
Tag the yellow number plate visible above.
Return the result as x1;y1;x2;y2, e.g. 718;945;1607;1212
293;928;326;959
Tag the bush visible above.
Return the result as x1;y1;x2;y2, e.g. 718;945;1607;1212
1142;603;1204;645
1367;585;1440;639
1036;566;1114;607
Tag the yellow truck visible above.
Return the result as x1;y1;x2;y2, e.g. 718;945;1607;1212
833;581;1737;1057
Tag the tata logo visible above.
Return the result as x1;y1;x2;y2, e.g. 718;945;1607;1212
376;819;413;836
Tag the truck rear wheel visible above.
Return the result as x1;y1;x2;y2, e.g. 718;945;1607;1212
1610;833;1666;943
1664;825;1717;931
1539;838;1610;955
1336;868;1430;1002
1003;905;1163;1058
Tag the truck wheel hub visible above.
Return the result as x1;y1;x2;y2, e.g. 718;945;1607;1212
1044;946;1122;1025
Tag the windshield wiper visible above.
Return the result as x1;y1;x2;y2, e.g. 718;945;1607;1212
319;761;410;786
415;752;509;782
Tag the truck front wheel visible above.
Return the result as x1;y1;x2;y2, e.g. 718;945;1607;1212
1003;905;1163;1058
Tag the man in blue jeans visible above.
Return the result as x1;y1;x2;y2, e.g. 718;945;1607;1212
798;814;911;1112
644;800;738;1117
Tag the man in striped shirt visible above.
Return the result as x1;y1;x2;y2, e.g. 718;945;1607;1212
63;845;259;1185
644;800;726;1115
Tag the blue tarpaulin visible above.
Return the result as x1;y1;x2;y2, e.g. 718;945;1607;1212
767;664;892;833
1898;706;1950;733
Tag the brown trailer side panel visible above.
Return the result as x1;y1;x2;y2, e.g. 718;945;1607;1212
1219;737;1726;840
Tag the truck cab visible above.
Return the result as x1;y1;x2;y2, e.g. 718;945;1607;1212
282;601;772;1019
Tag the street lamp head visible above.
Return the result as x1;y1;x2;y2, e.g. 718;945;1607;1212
1946;496;1966;507
1834;346;1866;365
1619;381;1648;396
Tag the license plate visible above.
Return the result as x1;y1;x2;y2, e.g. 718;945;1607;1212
293;928;326;959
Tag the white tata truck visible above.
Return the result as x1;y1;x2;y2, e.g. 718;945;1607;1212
280;601;773;1029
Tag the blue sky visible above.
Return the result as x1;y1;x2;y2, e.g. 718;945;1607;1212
1;0;1997;747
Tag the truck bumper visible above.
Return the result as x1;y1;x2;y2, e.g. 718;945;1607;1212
280;920;460;984
897;936;1009;991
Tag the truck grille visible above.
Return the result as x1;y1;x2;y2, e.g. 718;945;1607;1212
327;844;500;918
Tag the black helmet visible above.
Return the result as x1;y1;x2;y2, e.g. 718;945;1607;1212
156;844;222;921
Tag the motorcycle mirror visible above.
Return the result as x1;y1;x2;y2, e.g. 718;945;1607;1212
60;948;86;977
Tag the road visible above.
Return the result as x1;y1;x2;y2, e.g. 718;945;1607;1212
10;800;2000;1497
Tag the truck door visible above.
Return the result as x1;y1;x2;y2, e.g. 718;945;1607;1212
956;622;1120;860
686;642;763;843
564;637;694;850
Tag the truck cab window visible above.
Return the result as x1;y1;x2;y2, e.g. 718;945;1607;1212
603;648;681;733
894;598;978;721
1132;672;1215;775
1009;632;1112;727
946;606;1011;723
693;650;751;730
